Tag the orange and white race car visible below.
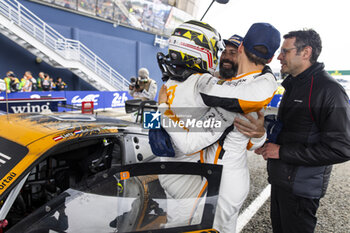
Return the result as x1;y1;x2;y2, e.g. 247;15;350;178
0;111;222;233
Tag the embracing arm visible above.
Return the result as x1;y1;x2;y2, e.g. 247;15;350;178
197;70;277;114
235;111;267;151
160;106;235;154
157;84;232;154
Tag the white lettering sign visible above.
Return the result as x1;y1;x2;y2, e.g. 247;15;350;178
111;93;128;107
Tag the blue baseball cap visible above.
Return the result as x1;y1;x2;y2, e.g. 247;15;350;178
223;34;243;48
242;23;281;60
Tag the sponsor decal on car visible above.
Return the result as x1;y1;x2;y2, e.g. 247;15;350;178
0;172;16;190
0;152;11;166
73;130;82;135
101;126;119;131
120;171;130;180
52;126;118;142
52;128;97;142
53;135;64;142
0;137;29;196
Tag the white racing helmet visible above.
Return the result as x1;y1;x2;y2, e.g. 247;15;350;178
157;20;224;81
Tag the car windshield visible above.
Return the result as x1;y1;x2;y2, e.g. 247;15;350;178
7;162;222;233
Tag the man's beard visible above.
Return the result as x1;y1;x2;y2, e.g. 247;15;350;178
219;59;238;79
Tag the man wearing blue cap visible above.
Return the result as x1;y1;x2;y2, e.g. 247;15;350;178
219;33;268;141
205;22;281;232
155;22;281;232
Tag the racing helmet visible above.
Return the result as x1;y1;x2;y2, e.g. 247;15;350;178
157;20;224;81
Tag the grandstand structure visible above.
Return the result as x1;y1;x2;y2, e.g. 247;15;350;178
0;0;198;91
0;0;130;91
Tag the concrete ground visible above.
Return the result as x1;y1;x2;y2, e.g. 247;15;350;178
98;107;350;232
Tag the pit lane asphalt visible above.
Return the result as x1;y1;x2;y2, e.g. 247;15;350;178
240;150;350;233
239;107;350;232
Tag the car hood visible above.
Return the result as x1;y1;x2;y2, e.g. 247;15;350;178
0;112;138;198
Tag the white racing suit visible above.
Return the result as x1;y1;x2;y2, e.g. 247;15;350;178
158;68;277;232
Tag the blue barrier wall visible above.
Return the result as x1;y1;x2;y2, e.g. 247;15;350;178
0;90;133;113
0;91;283;114
0;0;167;92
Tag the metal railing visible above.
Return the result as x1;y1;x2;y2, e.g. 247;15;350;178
0;0;129;91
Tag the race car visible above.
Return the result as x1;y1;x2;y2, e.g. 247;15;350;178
0;108;222;233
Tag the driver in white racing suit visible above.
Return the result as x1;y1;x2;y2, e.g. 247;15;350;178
152;21;280;233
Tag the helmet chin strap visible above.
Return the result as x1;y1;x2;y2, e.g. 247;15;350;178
157;52;209;82
157;52;170;82
169;69;196;82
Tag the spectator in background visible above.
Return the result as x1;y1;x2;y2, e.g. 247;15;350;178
24;71;37;91
42;73;51;91
50;77;56;90
64;0;72;9
0;77;5;93
128;67;157;101
141;4;154;30
37;72;45;91
4;71;13;93
20;72;32;92
55;77;67;91
125;1;134;13
4;71;20;93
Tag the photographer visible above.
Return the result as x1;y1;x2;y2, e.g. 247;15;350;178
128;68;157;101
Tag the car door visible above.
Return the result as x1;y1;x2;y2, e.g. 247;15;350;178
7;162;222;233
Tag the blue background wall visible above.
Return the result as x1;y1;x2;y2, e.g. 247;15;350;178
0;0;168;91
